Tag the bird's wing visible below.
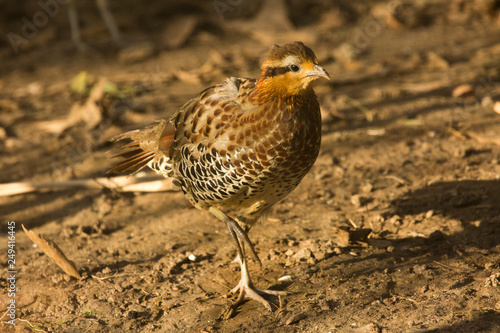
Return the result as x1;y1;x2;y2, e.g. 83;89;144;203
109;77;253;176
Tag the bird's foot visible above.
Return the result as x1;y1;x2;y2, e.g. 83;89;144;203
230;279;286;311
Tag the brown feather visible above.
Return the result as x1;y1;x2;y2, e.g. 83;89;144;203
108;150;155;174
109;120;175;174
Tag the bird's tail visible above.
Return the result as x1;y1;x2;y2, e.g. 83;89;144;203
108;120;175;175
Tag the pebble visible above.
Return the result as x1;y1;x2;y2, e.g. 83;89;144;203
413;264;427;275
351;195;370;207
484;262;495;270
293;248;314;261
389;215;402;226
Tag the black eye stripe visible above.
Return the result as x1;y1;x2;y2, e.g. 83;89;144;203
264;66;295;77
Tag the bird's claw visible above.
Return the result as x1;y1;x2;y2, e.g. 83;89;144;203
230;279;287;311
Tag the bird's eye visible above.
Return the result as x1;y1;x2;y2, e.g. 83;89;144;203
290;64;300;72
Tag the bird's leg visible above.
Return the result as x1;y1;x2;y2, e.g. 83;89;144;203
208;207;260;265
208;207;286;311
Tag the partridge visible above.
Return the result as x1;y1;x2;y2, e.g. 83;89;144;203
110;41;329;311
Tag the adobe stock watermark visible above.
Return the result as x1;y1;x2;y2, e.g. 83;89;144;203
6;221;17;325
213;0;244;22
7;0;71;54
337;0;402;59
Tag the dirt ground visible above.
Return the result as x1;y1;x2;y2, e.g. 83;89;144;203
1;0;500;332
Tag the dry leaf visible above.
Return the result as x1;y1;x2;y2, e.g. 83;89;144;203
36;78;107;134
22;225;81;279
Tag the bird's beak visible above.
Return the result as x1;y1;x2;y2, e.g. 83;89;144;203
304;65;330;80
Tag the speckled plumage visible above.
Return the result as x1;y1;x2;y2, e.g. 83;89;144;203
110;41;329;311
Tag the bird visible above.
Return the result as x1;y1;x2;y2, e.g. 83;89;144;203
109;41;329;311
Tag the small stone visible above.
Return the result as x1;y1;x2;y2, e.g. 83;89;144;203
389;215;401;226
51;274;65;284
26;82;43;96
486;273;500;287
481;96;493;107
351;195;361;207
293;248;313;261
285;249;295;257
485;262;495;270
386;246;395;253
413;264;427;275
360;183;373;194
314;250;326;261
268;249;281;261
351;195;370;207
425;210;434;218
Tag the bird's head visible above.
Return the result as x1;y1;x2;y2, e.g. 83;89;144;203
255;41;329;101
